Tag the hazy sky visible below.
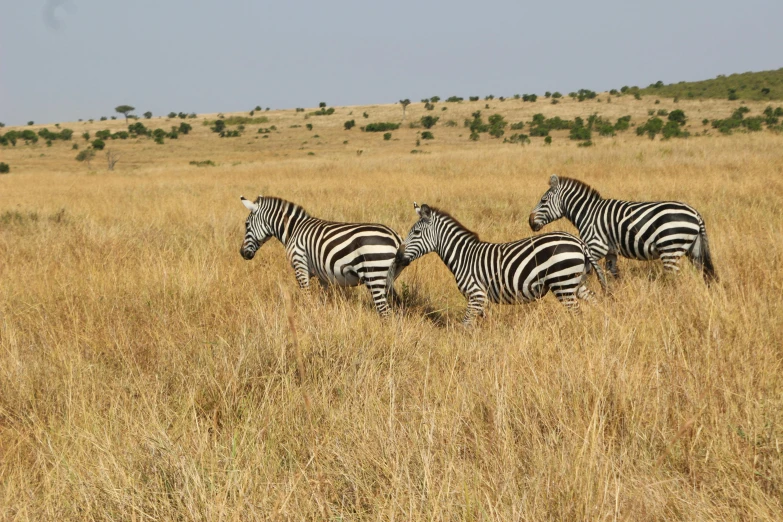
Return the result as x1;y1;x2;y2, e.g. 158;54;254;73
1;0;781;126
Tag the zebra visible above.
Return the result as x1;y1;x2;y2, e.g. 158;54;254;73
529;175;717;284
240;195;405;316
395;203;607;325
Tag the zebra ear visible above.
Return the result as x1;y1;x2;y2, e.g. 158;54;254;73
414;202;421;216
419;204;432;220
240;196;258;212
549;174;560;189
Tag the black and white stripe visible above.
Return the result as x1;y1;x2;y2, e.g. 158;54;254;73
529;175;717;283
240;195;404;316
396;203;606;324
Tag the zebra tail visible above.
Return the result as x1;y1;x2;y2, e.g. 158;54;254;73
589;254;608;293
385;242;407;299
696;221;718;285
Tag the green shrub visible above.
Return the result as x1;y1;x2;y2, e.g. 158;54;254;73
310;107;335;116
421;131;434;140
143;111;152;119
544;136;552;145
504;133;530;144
728;89;739;101
72;143;78;150
111;131;129;140
609;89;619;95
636;117;664;139
430;96;440;103
469;132;479;141
306;123;313;131
657;109;669;116
577;140;593;147
510;122;525;130
544;92;552;98
0;162;9;173
444;120;458;127
702;118;710;125
469;96;479;102
95;130;112;140
75;149;95;163
100;116;107;121
661;121;689;139
420;115;439;129
168;112;177;118
91;139;106;150
551;92;562;99
211;120;226;133
424;102;434;110
20;130;38;144
668;109;686;125
577;89;596;101
522;94;538;102
344;120;356;130
445;96;463;102
178;122;192;134
383;132;392;141
82;131;90;141
295;108;305;113
634;93;641;100
189;160;215;167
363;122;400;132
569;126;591;141
128;122;149;136
614;115;632;131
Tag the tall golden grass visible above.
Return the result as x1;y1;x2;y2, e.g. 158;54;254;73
1;96;782;519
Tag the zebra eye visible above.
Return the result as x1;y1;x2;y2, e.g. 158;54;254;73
412;229;421;236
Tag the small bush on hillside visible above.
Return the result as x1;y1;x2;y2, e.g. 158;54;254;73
211;120;226;133
168;112;177;118
364;122;400;132
544;136;552;145
636;117;664;139
614;115;632;131
668;110;686;125
189;160;215;167
95;130;112;140
569;125;591;141
306;123;313;131
0;162;9;173
657;109;669;117
510;122;525;130
82;131;90;141
178;122;192;134
728;89;739;101
344;120;356;130
446;96;463;102
420;116;439;129
469;96;479;102
143;111;152;119
544;92;552;98
111;131;129;140
577;140;593;147
362;112;369;118
310;107;335;116
128;122;149;136
661;121;690;139
424;102;434;110
72;143;78;150
20;130;38;144
421;131;434;140
383;132;392;141
522;94;538;102
444;120;458;127
100;117;107;121
91;139;106;150
295;108;305;113
504;133;530;145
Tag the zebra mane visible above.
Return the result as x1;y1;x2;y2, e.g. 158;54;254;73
430;207;480;241
259;196;311;218
559;177;602;199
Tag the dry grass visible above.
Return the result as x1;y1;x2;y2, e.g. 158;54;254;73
1;95;783;520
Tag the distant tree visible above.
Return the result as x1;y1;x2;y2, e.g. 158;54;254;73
0;162;9;174
0;122;5;128
82;131;90;141
344;119;356;130
27;121;34;126
91;139;106;150
75;148;96;167
106;149;119;171
399;99;411;119
319;102;327;108
430;96;440;103
143;111;153;119
115;105;135;121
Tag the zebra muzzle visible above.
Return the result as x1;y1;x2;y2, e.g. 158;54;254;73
529;213;542;232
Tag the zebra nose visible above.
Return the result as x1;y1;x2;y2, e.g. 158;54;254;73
241;247;255;260
529;213;540;231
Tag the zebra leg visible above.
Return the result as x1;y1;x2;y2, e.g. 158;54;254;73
605;253;619;278
290;257;311;290
576;284;596;302
551;284;580;312
461;291;487;326
659;247;684;275
365;281;392;317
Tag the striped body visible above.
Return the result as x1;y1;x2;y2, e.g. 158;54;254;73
240;196;403;316
529;175;717;283
398;204;606;324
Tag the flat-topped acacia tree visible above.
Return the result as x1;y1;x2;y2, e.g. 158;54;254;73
115;105;135;122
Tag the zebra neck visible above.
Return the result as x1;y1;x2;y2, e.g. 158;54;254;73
275;203;309;244
434;222;480;276
563;193;601;233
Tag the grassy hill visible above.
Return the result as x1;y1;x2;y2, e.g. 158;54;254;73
2;95;783;519
635;67;783;100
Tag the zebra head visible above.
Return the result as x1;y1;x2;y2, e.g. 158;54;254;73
529;174;565;232
399;202;438;266
239;195;274;260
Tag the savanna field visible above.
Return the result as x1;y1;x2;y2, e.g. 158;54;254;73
1;94;783;520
